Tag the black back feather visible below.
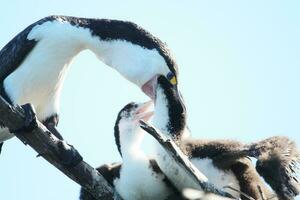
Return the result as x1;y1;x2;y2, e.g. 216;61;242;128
249;136;300;200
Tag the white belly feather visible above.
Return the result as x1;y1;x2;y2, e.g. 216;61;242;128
114;153;173;200
3;21;84;121
0;21;88;142
155;145;205;190
191;158;240;195
155;145;240;198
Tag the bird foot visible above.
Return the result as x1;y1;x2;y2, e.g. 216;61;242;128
57;140;83;167
10;103;38;133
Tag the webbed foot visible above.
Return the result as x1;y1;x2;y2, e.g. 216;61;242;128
10;103;38;133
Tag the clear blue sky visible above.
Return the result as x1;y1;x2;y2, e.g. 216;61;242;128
0;1;299;199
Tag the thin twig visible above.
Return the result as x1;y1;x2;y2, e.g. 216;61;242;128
257;185;266;200
223;186;255;200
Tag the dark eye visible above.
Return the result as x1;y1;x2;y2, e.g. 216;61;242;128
166;72;177;85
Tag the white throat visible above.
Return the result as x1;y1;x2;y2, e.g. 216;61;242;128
152;87;171;137
119;123;145;160
115;124;173;200
88;39;168;88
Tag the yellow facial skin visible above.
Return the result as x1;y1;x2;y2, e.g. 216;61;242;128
167;72;177;86
170;76;177;85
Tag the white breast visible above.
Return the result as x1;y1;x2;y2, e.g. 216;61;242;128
3;21;89;121
114;153;172;200
155;145;205;190
154;145;240;198
191;158;240;197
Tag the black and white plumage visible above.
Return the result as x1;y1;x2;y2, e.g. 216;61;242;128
151;75;300;199
152;76;243;198
0;15;180;154
80;101;178;200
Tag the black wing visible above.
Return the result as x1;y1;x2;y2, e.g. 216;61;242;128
79;162;121;200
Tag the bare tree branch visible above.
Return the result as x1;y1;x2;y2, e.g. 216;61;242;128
0;96;120;200
139;120;236;199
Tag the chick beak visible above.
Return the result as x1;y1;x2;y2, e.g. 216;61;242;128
134;101;154;121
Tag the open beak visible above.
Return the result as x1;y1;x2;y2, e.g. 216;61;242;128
141;76;158;100
134;101;154;121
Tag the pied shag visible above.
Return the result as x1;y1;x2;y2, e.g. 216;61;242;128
0;15;180;165
151;75;300;199
80;101;179;200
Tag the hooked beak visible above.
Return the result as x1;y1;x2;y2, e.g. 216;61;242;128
141;76;158;100
134;101;154;121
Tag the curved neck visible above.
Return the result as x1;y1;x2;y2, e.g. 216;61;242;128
28;18;166;90
13;20;132;120
119;127;145;159
152;85;186;141
13;18;160;121
28;19;133;70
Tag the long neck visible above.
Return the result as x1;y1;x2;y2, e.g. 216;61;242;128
85;32;156;88
8;17;157;121
152;87;171;134
119;126;145;160
152;86;186;141
28;17;162;94
29;18;140;72
9;19;135;121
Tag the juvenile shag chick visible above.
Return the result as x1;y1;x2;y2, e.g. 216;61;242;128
248;136;300;200
182;135;300;200
151;75;300;199
152;76;242;198
80;101;178;200
182;139;275;199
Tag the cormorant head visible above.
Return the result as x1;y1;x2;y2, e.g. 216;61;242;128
114;101;153;157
